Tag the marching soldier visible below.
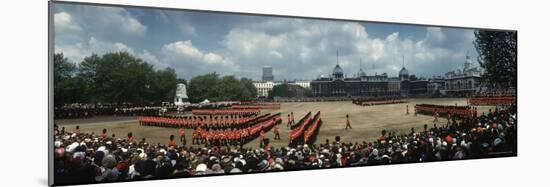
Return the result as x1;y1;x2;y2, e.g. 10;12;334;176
168;134;177;147
192;127;199;145
273;125;281;140
179;127;186;146
287;114;292;128
345;114;352;130
260;129;265;142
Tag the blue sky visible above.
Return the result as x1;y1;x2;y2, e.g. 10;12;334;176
54;3;479;81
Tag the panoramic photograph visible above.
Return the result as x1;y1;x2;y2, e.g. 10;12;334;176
52;2;517;186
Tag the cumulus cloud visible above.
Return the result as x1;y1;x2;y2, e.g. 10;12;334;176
55;5;147;40
55;37;160;69
221;19;476;79
54;4;478;80
160;40;235;77
90;7;147;36
54;12;81;32
162;40;233;66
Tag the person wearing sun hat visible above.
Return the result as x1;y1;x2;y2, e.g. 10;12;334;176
195;163;208;175
95;154;120;181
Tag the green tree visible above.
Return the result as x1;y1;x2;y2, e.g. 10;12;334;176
77;54;101;103
188;74;258;102
188;73;221;103
152;67;178;103
54;52;178;106
216;76;244;101
53;53;77;106
240;77;258;99
269;84;296;99
474;30;517;89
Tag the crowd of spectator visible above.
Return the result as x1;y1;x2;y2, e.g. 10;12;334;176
53;105;516;185
352;97;407;106
54;104;175;119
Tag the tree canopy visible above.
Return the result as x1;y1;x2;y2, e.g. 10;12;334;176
187;73;257;103
268;84;296;99
53;52;178;106
474;30;517;90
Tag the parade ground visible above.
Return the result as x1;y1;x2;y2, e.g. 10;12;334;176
56;98;496;148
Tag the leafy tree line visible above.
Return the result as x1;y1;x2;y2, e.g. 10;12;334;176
474;30;517;90
54;52;179;106
187;73;257;103
268;84;311;99
269;84;296;99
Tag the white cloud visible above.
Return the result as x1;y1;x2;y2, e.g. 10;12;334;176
386;32;399;41
54;12;82;32
56;6;146;38
180;24;197;37
163;40;203;61
203;53;226;65
98;7;147;36
87;37;135;54
215;19;477;79
140;50;162;66
162;40;234;66
55;37;161;70
54;6;478;80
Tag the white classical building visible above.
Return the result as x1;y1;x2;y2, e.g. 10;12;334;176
253;81;278;98
435;55;483;96
253;80;311;98
289;80;311;89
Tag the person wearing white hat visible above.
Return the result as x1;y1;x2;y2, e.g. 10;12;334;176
195;163;208;175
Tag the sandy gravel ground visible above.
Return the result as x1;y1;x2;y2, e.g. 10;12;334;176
57;98;496;148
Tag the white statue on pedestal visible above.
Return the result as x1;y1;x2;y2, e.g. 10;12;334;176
174;83;190;106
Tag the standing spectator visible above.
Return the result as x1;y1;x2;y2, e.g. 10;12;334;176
433;111;439;122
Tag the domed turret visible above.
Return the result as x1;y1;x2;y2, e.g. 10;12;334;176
464;55;472;72
399;67;409;81
333;64;344;79
399;55;409;81
358;70;367;77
